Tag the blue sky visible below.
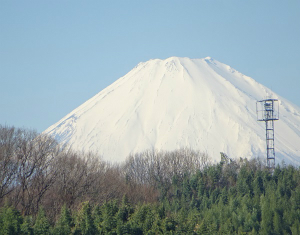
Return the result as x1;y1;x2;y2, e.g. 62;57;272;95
1;0;299;133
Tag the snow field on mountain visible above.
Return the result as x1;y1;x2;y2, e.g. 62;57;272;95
45;57;300;164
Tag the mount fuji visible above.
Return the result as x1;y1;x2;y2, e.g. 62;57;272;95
44;57;300;164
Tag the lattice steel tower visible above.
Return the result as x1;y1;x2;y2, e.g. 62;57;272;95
256;99;279;168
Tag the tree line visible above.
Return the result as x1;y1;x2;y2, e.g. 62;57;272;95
0;125;208;222
1;125;300;234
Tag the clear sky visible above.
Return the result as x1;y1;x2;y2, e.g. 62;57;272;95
1;0;299;133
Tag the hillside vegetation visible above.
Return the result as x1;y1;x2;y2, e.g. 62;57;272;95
1;125;300;234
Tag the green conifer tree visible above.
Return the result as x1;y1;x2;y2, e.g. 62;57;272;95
117;195;133;223
260;195;273;235
33;207;50;235
291;219;300;235
20;216;33;235
99;201;118;234
54;204;73;235
0;206;23;235
92;205;102;233
74;201;96;235
273;209;283;235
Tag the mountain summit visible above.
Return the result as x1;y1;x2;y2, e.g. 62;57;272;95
45;57;300;164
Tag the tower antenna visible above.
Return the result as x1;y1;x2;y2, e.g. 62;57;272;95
256;98;279;168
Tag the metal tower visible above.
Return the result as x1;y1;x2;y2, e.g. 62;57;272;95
256;99;279;168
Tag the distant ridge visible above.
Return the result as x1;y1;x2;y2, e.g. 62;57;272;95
44;57;300;164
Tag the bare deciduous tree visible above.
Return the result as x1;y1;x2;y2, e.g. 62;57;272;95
12;132;61;215
124;148;210;188
0;125;20;201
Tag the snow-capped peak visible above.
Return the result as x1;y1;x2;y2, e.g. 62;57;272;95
44;57;300;164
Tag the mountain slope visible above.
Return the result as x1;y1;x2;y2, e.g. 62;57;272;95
44;57;300;164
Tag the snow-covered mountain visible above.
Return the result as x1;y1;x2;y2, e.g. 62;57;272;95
44;57;300;164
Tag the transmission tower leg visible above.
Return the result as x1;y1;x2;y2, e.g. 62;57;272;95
266;120;275;168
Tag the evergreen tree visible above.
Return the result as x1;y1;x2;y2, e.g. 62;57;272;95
291;219;300;235
273;209;283;235
260;195;273;235
221;187;228;205
54;204;73;235
74;201;96;235
162;216;177;233
20;216;33;235
0;205;23;235
92;204;102;233
33;207;50;235
197;177;205;198
117;195;133;223
99;201;118;234
253;174;264;196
